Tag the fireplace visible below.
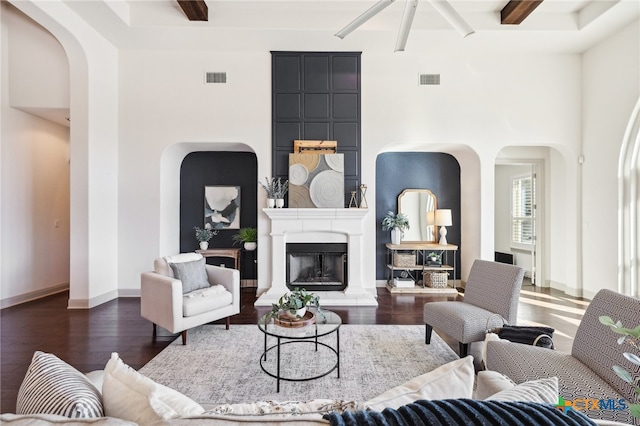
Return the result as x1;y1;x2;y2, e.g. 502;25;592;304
255;208;377;307
286;243;347;291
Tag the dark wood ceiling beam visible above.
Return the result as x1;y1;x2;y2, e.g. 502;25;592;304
501;0;543;25
177;0;208;21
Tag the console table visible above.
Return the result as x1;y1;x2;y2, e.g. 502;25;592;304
196;248;240;269
386;242;458;294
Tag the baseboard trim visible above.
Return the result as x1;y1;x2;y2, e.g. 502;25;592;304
68;289;119;309
1;283;69;309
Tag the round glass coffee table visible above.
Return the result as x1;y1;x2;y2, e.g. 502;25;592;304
257;309;341;392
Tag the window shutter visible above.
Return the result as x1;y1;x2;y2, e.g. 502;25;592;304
512;175;533;245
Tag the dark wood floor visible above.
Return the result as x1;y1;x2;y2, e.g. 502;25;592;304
0;284;588;413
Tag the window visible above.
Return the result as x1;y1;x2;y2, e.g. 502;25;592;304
512;174;534;247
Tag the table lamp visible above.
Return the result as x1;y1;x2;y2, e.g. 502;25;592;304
435;209;452;245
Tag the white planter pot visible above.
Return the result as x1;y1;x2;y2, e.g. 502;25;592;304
267;198;276;208
391;228;402;245
244;242;257;251
275;198;284;208
199;241;209;250
285;307;307;319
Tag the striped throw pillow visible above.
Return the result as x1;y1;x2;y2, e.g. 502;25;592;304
16;351;104;418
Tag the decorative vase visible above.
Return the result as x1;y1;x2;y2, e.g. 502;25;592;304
391;227;402;245
275;198;284;208
199;241;209;250
244;242;257;251
267;198;275;208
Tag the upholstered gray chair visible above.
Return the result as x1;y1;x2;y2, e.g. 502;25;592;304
424;259;524;357
141;252;240;345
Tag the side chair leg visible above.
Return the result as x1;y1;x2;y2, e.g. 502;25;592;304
459;342;468;357
225;317;230;330
425;324;433;344
181;330;187;345
152;323;157;342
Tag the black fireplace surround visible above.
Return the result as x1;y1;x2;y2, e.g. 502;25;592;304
286;243;348;291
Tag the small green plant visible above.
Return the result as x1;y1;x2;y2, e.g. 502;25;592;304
194;224;218;242
232;227;257;245
259;177;289;198
599;315;640;419
381;211;410;231
427;252;441;262
270;288;322;319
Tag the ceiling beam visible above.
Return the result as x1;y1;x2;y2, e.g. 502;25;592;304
177;0;208;21
501;0;543;25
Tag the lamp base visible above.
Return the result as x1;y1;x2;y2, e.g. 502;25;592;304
439;226;448;245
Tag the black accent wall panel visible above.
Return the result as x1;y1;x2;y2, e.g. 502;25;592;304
272;51;361;206
375;152;461;280
179;151;258;279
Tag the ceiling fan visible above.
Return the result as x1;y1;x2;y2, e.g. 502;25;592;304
335;0;475;52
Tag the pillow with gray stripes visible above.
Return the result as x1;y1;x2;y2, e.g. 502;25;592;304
16;351;104;418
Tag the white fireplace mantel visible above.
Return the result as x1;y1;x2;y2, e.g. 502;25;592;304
254;208;378;307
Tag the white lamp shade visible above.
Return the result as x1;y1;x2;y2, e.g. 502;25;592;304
434;209;452;226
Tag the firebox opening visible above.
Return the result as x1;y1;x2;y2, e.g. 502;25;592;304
286;243;348;292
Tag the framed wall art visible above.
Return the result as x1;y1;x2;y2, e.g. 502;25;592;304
204;186;240;229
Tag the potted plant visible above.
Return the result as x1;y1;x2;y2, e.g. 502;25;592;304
259;177;289;208
194;223;218;250
381;211;410;245
427;251;441;264
599;315;640;419
232;227;258;251
270;287;321;320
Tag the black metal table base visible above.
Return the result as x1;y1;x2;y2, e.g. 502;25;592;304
260;330;340;392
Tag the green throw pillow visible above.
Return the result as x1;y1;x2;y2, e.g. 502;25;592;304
169;258;210;294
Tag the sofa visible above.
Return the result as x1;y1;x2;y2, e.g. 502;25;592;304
485;289;640;425
0;350;625;425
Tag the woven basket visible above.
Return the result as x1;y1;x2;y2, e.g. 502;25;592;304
393;253;416;267
424;271;449;288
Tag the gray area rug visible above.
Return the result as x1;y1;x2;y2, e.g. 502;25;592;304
138;324;459;405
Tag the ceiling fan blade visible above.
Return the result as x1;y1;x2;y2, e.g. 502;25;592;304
427;0;475;38
335;0;396;39
395;0;419;52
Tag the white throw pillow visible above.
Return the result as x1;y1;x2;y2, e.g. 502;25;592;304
102;353;204;424
485;376;558;404
364;355;475;411
475;370;516;400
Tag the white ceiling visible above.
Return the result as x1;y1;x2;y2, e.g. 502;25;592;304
62;0;640;53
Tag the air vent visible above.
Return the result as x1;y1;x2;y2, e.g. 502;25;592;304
419;74;440;85
205;72;227;84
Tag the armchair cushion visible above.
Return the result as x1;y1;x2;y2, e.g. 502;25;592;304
183;285;233;317
169;258;210;294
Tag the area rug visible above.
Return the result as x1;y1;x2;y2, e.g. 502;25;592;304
138;324;459;405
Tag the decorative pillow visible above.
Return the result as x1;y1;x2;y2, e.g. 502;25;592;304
325;399;598;426
485;376;558;404
169;257;210;294
205;399;360;417
364;355;475;411
102;352;204;424
475;370;516;400
16;351;104;418
155;253;203;277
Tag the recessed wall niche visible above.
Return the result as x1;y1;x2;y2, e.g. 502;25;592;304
375;152;461;280
180;151;258;281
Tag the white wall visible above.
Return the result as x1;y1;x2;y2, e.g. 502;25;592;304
582;20;640;299
2;2;638;306
1;2;71;307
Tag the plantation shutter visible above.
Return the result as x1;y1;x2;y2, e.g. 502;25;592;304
512;175;533;246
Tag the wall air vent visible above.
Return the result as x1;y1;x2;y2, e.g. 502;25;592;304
205;72;227;84
419;74;440;85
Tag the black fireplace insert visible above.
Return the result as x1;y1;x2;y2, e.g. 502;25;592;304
286;243;348;291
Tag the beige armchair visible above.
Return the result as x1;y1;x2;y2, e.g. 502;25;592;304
424;259;524;357
140;253;240;345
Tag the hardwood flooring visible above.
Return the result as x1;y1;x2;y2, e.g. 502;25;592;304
0;284;588;413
